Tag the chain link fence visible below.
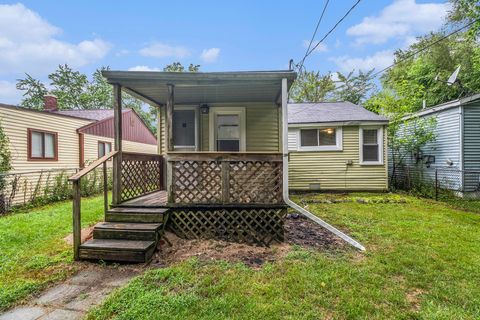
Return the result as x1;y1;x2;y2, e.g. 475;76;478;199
0;167;112;214
390;165;480;202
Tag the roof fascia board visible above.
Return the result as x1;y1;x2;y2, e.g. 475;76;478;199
289;121;388;128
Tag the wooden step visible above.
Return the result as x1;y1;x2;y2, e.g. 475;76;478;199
79;239;156;263
93;222;162;241
105;207;169;223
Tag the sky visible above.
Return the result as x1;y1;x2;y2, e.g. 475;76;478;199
0;0;450;104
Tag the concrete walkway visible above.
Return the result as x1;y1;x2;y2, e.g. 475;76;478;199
0;266;140;320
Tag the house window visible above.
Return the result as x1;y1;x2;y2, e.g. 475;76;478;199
360;127;383;164
28;129;58;161
298;127;342;151
216;114;240;151
209;107;246;152
98;141;112;158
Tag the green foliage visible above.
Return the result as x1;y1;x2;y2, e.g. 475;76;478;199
0;195;104;310
16;75;48;110
88;192;480;319
290;69;375;104
334;69;376;104
163;62;200;72
290;71;335;102
381;33;480;110
0;120;12;190
447;0;480;39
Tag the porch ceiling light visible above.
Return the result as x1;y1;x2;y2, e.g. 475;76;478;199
200;104;210;114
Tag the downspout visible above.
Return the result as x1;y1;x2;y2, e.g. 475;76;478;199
280;78;366;251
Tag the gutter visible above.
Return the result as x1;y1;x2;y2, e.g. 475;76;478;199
280;78;366;251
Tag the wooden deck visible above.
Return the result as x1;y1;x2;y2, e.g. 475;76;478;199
119;190;168;207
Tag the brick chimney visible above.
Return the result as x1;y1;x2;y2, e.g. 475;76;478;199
44;94;58;112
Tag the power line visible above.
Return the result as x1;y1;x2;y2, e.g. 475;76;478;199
297;0;330;73
371;17;480;78
294;0;362;74
305;0;362;58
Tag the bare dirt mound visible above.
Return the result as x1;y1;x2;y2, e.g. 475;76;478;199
150;216;347;268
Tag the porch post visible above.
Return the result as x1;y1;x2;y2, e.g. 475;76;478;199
166;84;174;152
166;84;174;203
112;84;122;205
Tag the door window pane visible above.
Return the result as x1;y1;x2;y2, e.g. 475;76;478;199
300;129;318;146
319;128;336;146
44;133;55;158
31;132;43;157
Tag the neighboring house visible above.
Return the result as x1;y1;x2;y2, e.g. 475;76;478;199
288;102;389;191
0;95;157;207
392;93;480;196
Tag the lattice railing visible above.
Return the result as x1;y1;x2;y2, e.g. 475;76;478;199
120;152;164;202
168;153;283;205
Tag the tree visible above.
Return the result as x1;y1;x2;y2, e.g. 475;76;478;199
448;0;480;39
334;69;376;104
163;62;200;72
16;74;48;110
365;89;437;185
290;71;335;102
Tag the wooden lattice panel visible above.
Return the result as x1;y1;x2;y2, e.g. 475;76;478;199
172;160;222;204
120;153;163;202
229;161;283;204
169;207;286;245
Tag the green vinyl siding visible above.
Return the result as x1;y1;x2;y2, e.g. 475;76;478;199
245;104;280;151
288;125;388;191
200;113;209;151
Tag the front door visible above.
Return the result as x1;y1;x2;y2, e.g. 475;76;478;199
173;109;196;151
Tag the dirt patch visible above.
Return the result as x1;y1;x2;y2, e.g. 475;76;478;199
63;226;94;245
151;216;348;269
285;215;346;250
151;232;291;269
406;288;425;311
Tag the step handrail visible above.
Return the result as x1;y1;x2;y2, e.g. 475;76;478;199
69;150;119;182
68;150;118;261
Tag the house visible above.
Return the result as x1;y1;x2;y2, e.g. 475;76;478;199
288;102;389;191
68;70;298;262
0;96;158;208
391;93;480;197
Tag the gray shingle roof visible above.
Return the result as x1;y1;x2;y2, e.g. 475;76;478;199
288;102;388;124
52;109;129;121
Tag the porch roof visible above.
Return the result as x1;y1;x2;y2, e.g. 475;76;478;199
102;70;297;105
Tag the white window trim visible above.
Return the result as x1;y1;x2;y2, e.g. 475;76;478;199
173;106;199;151
296;127;343;152
208;107;246;152
359;126;384;165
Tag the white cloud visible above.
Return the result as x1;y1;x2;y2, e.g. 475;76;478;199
330;50;394;72
347;0;450;45
302;40;328;53
0;80;22;104
139;42;190;58
0;3;110;75
128;65;161;71
200;48;220;63
116;49;130;57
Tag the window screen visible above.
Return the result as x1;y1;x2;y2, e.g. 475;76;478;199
363;129;379;162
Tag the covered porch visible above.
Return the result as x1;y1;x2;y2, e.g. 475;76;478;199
103;70;296;208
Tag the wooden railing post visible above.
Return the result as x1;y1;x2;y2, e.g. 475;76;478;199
167;160;174;203
72;180;81;261
103;162;108;214
221;160;230;204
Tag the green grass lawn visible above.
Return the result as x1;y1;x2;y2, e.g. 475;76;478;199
0;196;104;311
87;193;480;320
